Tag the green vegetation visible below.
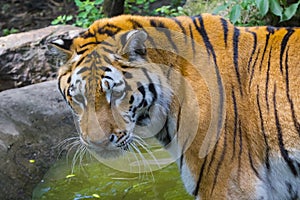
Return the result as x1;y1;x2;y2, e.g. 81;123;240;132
51;0;104;28
51;0;299;27
73;0;104;28
2;28;19;36
213;0;300;26
125;0;157;15
52;0;185;27
51;15;73;25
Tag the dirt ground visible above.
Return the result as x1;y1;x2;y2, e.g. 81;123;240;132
0;0;77;36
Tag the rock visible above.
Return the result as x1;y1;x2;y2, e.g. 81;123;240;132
0;25;84;91
0;80;76;200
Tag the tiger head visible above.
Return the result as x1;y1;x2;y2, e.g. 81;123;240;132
51;30;172;158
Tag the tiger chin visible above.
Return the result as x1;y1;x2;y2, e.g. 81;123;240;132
50;14;300;199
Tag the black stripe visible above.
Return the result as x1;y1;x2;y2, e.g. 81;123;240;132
99;66;112;72
237;120;243;180
102;75;113;80
120;65;131;69
141;68;154;83
148;83;157;100
123;71;133;79
66;85;72;98
67;76;71;84
248;49;260;90
116;134;125;143
103;55;112;64
154;117;172;146
150;19;178;53
137;84;146;97
265;47;272;112
286;182;299;200
98;23;122;36
231;88;238;161
193;156;207;197
57;75;65;98
266;26;276;34
79;41;99;49
233;27;243;96
129;19;144;29
280;29;294;73
179;137;189;174
248;148;261;179
120;32;128;46
220;18;228;47
192;15;225;139
76;67;89;75
77;49;88;55
256;86;270;170
210;118;228;195
284;47;300;136
100;41;113;46
171;17;187;44
124;79;132;92
164;118;172;145
207;134;220;171
259;32;271;71
129;95;134;104
81;30;95;39
102;47;114;54
188;25;196;60
273;84;298;176
246;31;257;73
128;19;158;50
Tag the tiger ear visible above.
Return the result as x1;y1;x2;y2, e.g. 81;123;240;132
121;30;147;61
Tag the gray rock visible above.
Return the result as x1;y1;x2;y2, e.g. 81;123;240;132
0;80;76;200
0;25;83;91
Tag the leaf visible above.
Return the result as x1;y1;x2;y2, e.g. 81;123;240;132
95;0;103;5
269;0;283;17
255;0;269;16
74;0;82;7
212;4;228;14
229;4;241;24
66;15;73;21
281;1;300;22
66;174;76;178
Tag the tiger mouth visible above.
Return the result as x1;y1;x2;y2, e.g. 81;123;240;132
79;132;134;156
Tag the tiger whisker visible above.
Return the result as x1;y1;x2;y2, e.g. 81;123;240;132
71;142;85;174
132;135;151;149
132;136;161;169
55;136;80;159
127;145;142;179
55;136;80;150
130;143;155;181
65;140;81;164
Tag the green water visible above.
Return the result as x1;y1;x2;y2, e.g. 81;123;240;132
33;157;193;200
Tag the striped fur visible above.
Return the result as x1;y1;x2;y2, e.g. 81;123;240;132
52;14;300;199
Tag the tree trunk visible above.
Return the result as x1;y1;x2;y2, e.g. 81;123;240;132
103;0;125;17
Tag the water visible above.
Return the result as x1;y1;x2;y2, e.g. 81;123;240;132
33;152;193;199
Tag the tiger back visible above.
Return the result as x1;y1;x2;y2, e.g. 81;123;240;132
51;14;300;199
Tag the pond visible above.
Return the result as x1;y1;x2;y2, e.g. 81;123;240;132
33;140;193;200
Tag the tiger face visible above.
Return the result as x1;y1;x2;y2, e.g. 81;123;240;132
58;30;171;158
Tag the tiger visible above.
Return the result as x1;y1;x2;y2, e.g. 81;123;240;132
50;13;300;199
